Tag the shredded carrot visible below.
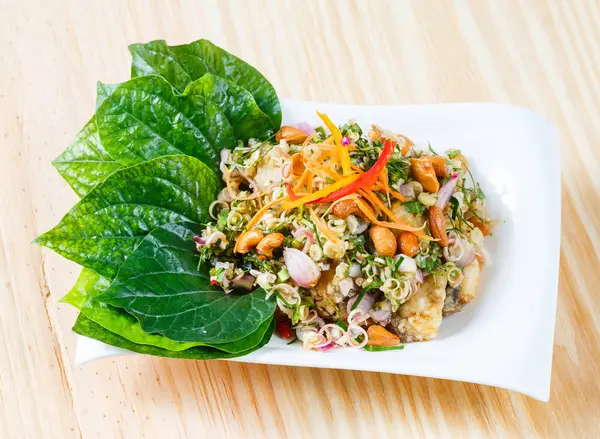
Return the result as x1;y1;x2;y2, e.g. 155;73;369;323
324;135;334;145
354;197;430;236
293;168;310;192
305;160;343;181
387;187;406;201
371;182;405;201
359;189;400;222
317;112;351;176
282;173;361;210
309;207;341;245
400;134;413;156
306;172;314;194
353;196;381;223
350;164;364;174
300;134;315;154
245;196;287;230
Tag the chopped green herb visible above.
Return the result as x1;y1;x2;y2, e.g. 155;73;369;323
415;243;442;273
277;267;290;282
449;197;459;221
314;126;327;141
427;143;438;156
216;209;229;229
351;280;383;311
336;319;349;331
364;345;405;352
447;149;462;159
476;187;486;200
309;219;323;250
402;199;426;216
385;257;396;273
386;158;410;185
394;255;405;271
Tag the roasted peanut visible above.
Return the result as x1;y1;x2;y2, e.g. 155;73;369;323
410;158;440;193
331;198;370;221
428;205;449;247
235;230;264;254
398;232;419;257
369;225;397;257
367;325;401;347
291;153;305;176
423;156;448;179
256;232;285;258
276;126;309;144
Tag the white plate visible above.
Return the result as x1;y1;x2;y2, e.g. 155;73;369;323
75;100;561;402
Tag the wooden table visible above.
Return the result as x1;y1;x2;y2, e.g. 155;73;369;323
1;0;599;437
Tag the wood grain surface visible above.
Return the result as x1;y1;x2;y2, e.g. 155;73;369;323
1;0;599;437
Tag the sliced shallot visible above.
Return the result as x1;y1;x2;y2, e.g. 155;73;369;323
283;247;321;288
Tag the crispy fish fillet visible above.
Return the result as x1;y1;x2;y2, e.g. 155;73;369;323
309;266;348;321
443;259;482;316
390;273;448;342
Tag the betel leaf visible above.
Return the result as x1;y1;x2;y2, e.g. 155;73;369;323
57;74;272;197
64;268;274;353
96;222;277;344
73;313;275;360
35;155;220;278
95;75;235;169
129;39;282;128
189;74;274;140
60;267;112;310
96;74;273;169
52;117;124;197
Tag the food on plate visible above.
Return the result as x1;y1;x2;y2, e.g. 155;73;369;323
36;38;492;360
199;118;492;351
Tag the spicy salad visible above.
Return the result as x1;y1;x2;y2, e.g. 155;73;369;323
199;116;492;352
38;39;492;360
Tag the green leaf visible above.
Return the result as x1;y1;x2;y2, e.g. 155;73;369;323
363;345;405;352
66;268;273;353
129;39;282;128
60;266;112;310
189;74;274;140
96;75;235;169
35;155;220;278
57;74;271;197
52;117;124;197
73;313;275;360
96;222;276;344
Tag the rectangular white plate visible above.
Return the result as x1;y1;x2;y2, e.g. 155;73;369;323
76;100;561;402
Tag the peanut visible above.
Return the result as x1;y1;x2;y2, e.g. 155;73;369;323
235;230;264;254
291;153;305;176
423;156;448;179
398;232;419;257
367;325;401;346
369;225;397;257
332;198;373;221
428;205;449;247
256;233;285;258
276;126;309;144
410;158;440;193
